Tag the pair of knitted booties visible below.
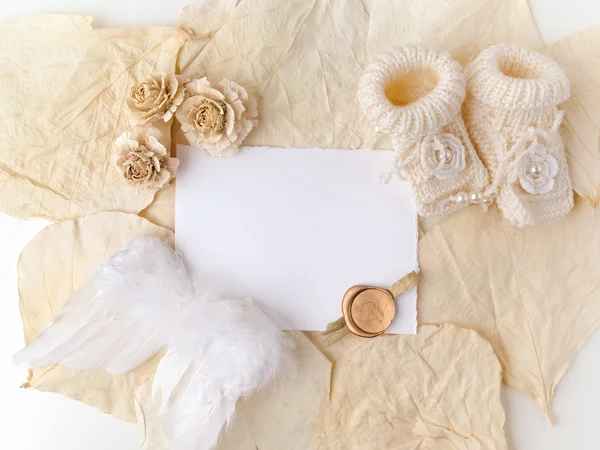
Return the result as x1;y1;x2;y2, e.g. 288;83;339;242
358;45;573;228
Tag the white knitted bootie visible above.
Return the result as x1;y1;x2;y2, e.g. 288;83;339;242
464;45;573;227
357;46;489;217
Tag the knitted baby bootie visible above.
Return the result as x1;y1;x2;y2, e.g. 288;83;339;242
357;46;489;217
464;44;573;227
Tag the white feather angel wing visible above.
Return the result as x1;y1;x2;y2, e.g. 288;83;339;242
13;238;190;374
13;283;162;374
14;237;294;450
151;296;294;450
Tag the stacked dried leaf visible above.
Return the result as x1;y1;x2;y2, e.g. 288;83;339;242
315;325;506;450
418;196;600;422
0;15;186;221
178;0;372;149
366;0;543;63
18;211;174;421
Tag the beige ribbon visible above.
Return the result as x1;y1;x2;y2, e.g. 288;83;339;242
322;271;419;347
388;271;419;298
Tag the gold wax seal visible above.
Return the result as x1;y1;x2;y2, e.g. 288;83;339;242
342;285;395;338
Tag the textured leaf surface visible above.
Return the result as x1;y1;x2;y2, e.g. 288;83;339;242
179;0;372;149
18;211;174;421
0;15;185;221
553;27;600;206
315;325;506;450
367;0;543;64
418;197;600;421
135;332;331;450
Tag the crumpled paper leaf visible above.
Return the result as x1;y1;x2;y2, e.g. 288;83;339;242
315;325;506;450
367;0;543;64
134;332;331;450
418;196;600;422
0;15;186;221
305;330;371;394
179;0;373;149
552;26;600;206
139;182;176;230
18;211;174;421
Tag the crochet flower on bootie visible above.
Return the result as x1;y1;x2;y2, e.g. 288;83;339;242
420;133;466;180
357;46;489;217
510;139;559;195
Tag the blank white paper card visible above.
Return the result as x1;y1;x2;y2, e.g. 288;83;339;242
175;146;418;334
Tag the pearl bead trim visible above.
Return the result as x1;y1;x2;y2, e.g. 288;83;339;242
449;190;496;209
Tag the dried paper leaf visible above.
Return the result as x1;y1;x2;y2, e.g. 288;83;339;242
552;27;600;206
135;332;331;450
367;0;543;64
18;211;174;421
180;0;373;149
0;15;186;221
315;325;506;450
177;0;237;73
139;183;176;230
418;196;600;421
305;330;371;392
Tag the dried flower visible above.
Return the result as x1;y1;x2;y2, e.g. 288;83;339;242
127;73;186;124
176;77;258;156
114;125;178;189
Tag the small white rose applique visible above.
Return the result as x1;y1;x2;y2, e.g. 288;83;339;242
420;133;466;179
512;139;559;195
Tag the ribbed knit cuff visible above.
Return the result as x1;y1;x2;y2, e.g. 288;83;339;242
358;46;465;139
465;44;569;111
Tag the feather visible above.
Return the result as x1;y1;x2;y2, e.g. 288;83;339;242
151;294;295;450
14;237;294;450
12;238;180;375
12;283;163;374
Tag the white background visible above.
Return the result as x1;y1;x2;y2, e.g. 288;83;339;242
1;1;600;449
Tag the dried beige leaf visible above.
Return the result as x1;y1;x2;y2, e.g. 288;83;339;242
367;0;543;64
552;27;600;206
418;196;600;422
180;0;373;149
140;182;176;230
135;332;331;450
18;211;174;421
0;15;186;221
315;325;506;450
177;0;237;72
305;330;372;392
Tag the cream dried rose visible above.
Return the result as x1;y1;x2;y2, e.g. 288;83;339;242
127;73;186;124
176;77;258;156
114;125;179;189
